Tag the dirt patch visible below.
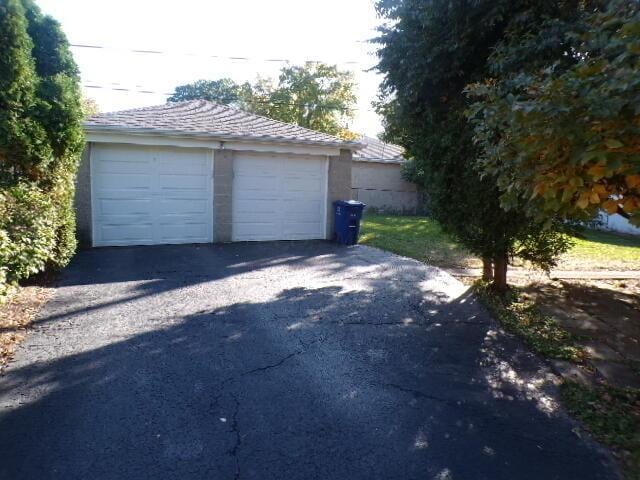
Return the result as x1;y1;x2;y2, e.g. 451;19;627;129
0;284;53;373
521;279;639;389
454;271;640;389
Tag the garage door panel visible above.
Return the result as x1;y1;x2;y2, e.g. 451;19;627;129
233;191;280;202
96;214;152;226
232;154;327;241
280;190;322;201
93;144;149;163
92;144;213;247
282;156;323;171
282;176;322;193
233;222;281;241
158;174;210;191
281;222;324;238
158;198;209;215
281;199;322;215
97;198;153;216
234;197;279;211
99;224;154;244
234;157;273;173
158;213;209;224
156;190;212;201
233;201;279;225
95;173;153;191
94;159;151;175
233;174;279;192
157;223;210;243
157;155;209;173
282;210;323;223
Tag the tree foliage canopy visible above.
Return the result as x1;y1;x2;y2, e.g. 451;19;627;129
0;0;83;300
169;63;357;139
168;78;248;106
0;0;51;180
250;63;357;138
375;0;576;288
468;0;640;225
0;0;83;184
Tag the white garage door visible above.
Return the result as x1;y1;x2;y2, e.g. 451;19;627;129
232;153;328;241
91;144;213;246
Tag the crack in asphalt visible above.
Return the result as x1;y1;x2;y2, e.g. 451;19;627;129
211;334;328;478
242;351;302;376
227;393;242;480
242;335;327;376
381;382;458;406
339;321;414;327
214;335;327;390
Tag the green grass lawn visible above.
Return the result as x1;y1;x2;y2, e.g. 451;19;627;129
559;229;640;271
358;214;480;269
359;214;640;271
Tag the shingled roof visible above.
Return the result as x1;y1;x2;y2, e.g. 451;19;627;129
353;136;405;164
84;100;361;148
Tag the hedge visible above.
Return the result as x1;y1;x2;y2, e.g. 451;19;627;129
0;0;83;303
0;177;79;301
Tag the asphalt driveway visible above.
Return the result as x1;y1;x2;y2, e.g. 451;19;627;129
0;242;618;480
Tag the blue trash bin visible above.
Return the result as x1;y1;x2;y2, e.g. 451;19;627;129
334;200;366;245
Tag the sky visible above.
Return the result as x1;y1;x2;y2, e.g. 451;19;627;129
37;0;386;136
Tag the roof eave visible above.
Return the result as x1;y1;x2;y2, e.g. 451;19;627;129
83;124;365;151
353;156;406;164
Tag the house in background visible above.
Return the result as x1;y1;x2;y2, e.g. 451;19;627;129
351;136;423;214
76;100;361;247
597;212;640;235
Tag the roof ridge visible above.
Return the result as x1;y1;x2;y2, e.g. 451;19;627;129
85;99;361;148
204;100;347;143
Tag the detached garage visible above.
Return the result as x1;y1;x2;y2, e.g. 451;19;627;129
76;100;360;247
352;136;423;215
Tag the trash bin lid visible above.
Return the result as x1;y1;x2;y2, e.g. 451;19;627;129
334;200;366;208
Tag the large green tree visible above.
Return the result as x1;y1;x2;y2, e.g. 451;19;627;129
468;0;639;226
168;78;250;106
0;0;50;183
0;0;83;298
249;63;357;138
375;0;577;289
169;63;357;139
1;0;83;183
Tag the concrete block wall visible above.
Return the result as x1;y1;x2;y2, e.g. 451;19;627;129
326;148;353;239
213;149;234;242
351;161;421;214
74;144;92;248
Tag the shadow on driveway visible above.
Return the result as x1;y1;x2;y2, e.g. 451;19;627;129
0;242;619;480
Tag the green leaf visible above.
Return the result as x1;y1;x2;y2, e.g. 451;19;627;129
604;138;624;149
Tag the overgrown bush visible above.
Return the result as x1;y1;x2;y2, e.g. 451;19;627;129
0;0;83;302
0;183;57;300
48;171;78;268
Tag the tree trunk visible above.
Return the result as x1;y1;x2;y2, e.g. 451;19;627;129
493;253;508;292
482;257;493;281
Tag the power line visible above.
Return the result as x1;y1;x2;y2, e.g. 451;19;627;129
70;43;369;69
82;83;358;111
